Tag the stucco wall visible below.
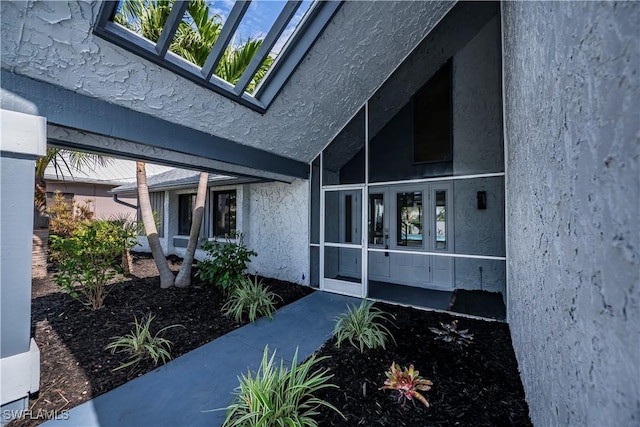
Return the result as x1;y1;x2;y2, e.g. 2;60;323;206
134;180;309;285
47;181;136;220
453;177;505;292
0;1;453;164
503;2;639;426
247;180;309;285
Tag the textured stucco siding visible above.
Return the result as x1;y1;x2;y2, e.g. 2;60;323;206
453;177;505;293
0;1;453;164
247;179;309;285
133;181;308;285
503;2;639;426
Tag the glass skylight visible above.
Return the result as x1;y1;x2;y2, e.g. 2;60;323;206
96;0;342;112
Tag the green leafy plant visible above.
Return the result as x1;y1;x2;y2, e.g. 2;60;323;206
106;213;140;274
105;313;183;372
333;300;395;353
47;191;94;238
222;276;281;323
429;320;474;347
222;346;343;427
380;362;433;408
50;220;126;309
196;233;257;293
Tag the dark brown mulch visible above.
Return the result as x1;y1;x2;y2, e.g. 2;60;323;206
312;302;532;427
15;253;313;427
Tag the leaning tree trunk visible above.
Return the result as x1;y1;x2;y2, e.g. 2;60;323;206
121;248;133;275
175;172;208;288
136;161;175;288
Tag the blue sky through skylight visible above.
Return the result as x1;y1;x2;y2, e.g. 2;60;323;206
207;0;313;54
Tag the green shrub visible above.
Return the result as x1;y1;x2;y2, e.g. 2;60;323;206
333;300;395;353
196;233;257;293
105;313;182;372
47;191;94;238
223;346;343;427
222;276;280;323
47;191;94;264
50;220;125;309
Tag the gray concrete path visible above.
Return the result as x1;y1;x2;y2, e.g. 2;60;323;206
43;291;359;427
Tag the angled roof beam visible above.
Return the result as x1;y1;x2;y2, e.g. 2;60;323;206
201;0;252;81
233;1;301;96
155;0;190;57
1;69;308;179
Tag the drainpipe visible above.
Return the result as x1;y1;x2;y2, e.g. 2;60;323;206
112;194;138;210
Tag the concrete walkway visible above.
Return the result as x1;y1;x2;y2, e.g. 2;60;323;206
44;291;359;427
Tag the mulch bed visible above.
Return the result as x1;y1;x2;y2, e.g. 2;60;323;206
312;302;532;426
16;253;531;426
13;253;313;427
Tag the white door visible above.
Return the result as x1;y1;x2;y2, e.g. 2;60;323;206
321;187;365;297
369;182;454;290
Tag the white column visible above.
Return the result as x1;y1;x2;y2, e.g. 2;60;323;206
0;109;46;424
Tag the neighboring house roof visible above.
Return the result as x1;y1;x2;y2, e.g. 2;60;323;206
111;168;261;196
45;156;172;186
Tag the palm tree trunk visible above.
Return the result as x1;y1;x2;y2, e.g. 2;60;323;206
175;172;208;288
32;175;49;279
136;161;174;288
122;248;133;275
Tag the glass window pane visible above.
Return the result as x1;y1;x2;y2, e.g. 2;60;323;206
345;195;353;243
218;1;287;90
396;192;422;247
323;246;362;282
214;190;236;237
324;190;362;245
369;194;384;245
178;193;195;235
435;190;446;250
414;60;452;163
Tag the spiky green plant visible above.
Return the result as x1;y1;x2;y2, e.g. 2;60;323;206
380;362;433;408
222;276;280;323
222;346;343;427
333;300;395;353
105;313;182;371
429;320;474;347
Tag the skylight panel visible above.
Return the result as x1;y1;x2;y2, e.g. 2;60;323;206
96;0;343;112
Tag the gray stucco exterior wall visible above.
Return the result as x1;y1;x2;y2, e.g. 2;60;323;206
503;2;639;425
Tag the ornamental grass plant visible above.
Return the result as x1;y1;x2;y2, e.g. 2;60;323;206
105;313;182;372
333;299;395;353
222;275;280;323
223;346;343;427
